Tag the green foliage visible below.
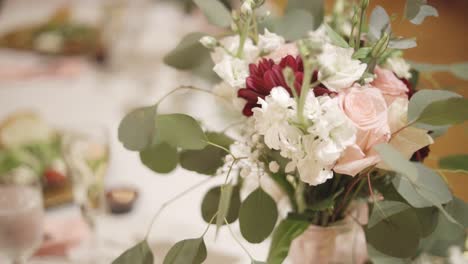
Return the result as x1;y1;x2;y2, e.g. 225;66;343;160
439;154;468;172
163;32;216;81
155;114;207;150
410;62;468;81
405;0;438;25
368;6;390;43
367;244;409;264
415;97;468;126
112;240;154;264
264;10;315;41
180;132;233;175
388;38;417;50
216;183;236;232
140;143;179;174
374;144;418;181
368;201;410;228
201;185;240;225
365;208;421;258
392;163;452;208
323;24;349;48
163;238;207;264
267;219;309;264
285;0;324;30
352;47;372;60
193;0;231;28
445;197;468;229
239;188;278;243
118;105;157;151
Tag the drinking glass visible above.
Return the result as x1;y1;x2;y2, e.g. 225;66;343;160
0;179;44;264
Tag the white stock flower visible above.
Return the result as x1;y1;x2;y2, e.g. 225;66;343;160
252;87;302;152
308;25;331;45
258;29;285;53
211;35;259;63
213;56;249;88
384;56;412;79
213;82;245;111
318;43;367;91
295;93;356;185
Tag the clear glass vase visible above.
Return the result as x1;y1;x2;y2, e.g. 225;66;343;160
287;217;368;264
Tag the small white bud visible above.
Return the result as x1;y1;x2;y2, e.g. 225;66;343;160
241;0;253;16
199;36;218;49
268;161;280;173
240;167;251;178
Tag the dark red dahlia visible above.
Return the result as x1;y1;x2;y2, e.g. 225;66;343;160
237;55;334;116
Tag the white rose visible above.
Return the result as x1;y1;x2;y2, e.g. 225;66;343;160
258;29;285;53
384;57;412;79
211;35;259;63
318;43;367;91
213;56;249;88
212;82;244;111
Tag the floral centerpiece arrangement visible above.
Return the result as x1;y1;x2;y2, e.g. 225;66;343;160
113;0;468;263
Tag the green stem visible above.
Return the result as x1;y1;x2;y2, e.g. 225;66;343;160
251;12;259;44
201;212;218;237
156;85;226;106
205;141;235;158
295;180;307;213
237;16;252;58
224;218;254;261
145;176;216;239
355;6;366;50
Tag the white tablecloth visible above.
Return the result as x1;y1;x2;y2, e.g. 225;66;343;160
0;1;269;263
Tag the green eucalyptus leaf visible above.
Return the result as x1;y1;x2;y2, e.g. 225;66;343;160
439;154;468;173
239;187;278;243
374;144;418;181
267;219;309;264
405;0;438;25
450;63;468;80
419;209;466;257
216;183;234;232
323;23;349;48
415;97;468;126
388;38;417;50
163;238;207;264
156;114;207;150
118;105;157;151
267;9;315;41
368;201;411;228
112;240;154;264
140;143;179;174
180;132;233;175
368;6;391;43
201;185;240;224
164;32;211;70
407;89;462;131
365;208;421;258
367;244;409;264
193;0;231;28
352;47;372;60
286;0;324;30
392;163;452;209
252;261;267;264
445;197;468;229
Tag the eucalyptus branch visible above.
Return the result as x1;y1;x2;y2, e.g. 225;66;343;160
224;218;254;261
145;176;215;239
355;2;368;50
391;120;417;137
237;16;252;58
201;212;219;237
221;120;245;133
205;141;235;158
156;85;228;106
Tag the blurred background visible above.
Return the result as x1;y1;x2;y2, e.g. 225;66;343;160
0;0;466;263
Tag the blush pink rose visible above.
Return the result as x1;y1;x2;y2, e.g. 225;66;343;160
371;67;409;105
265;43;299;62
334;85;390;176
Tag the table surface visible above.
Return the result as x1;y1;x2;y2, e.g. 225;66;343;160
0;1;269;263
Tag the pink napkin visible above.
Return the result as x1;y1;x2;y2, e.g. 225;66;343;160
35;216;90;257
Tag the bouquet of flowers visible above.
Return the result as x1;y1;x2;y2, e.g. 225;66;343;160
113;0;468;263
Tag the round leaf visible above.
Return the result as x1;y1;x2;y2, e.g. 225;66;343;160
112;240;154;264
118;105;157;151
415;97;468;126
180;132;233;175
193;0;232;28
164;32;210;70
156;114;207;150
267;219;309;264
439;154;468;173
201;185;240;224
239;188;278;243
365;209;421;258
163;238;207;264
140;143;179;174
408;90;461;124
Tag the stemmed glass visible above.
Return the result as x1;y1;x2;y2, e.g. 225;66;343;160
0;178;44;264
